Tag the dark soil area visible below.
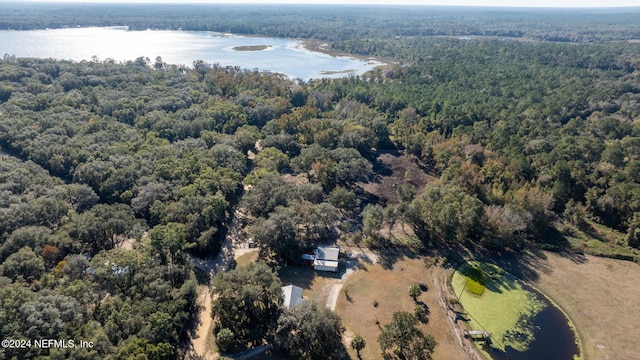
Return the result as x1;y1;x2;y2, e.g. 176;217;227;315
357;150;435;206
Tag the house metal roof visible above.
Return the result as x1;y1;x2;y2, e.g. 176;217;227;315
282;284;304;308
315;246;339;261
313;259;339;268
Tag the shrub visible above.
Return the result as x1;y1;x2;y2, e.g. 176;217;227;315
215;328;236;353
351;333;366;357
414;304;429;321
408;283;421;301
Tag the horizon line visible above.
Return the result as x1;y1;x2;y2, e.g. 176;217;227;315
12;1;640;9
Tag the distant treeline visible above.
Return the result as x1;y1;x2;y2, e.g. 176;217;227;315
0;3;639;43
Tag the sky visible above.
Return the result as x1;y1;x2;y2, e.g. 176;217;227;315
18;0;640;8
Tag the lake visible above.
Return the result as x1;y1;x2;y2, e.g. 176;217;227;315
0;27;382;80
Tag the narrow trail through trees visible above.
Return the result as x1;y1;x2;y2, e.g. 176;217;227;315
189;207;250;359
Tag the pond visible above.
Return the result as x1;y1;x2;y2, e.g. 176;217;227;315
452;261;581;360
485;282;581;360
0;27;383;80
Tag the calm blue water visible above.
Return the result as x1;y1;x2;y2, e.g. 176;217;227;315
0;27;382;80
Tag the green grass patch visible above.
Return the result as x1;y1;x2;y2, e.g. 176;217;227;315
459;264;486;296
452;261;546;353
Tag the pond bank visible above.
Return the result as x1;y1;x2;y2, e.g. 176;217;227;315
524;251;640;359
451;261;581;360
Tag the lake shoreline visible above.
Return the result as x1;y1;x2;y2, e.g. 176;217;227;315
0;27;382;80
298;37;395;74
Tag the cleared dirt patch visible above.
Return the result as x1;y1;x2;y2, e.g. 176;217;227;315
235;248;259;267
191;285;216;360
357;150;435;206
336;257;468;360
527;252;640;360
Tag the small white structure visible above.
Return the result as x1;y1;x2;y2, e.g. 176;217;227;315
282;284;304;308
313;246;340;272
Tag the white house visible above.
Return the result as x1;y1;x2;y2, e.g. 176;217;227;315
282;284;304;308
313;246;340;272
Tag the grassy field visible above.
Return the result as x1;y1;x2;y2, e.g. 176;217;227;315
452;261;546;353
525;251;640;360
335;257;468;360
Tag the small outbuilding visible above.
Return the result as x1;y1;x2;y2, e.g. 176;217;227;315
313;246;340;272
282;284;304;308
300;253;315;266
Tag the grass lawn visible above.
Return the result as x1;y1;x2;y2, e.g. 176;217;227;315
336;257;467;360
452;261;546;353
235;249;259;267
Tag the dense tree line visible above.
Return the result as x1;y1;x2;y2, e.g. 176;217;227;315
2;8;640;357
0;53;382;357
1;3;639;43
0;158;196;360
0;58;298;358
312;38;640;257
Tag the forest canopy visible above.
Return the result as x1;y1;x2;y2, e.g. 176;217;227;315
1;4;640;358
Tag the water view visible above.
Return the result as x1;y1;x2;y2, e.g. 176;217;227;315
0;27;382;80
485;283;580;360
452;261;581;360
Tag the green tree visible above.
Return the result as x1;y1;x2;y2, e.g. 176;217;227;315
408;183;483;244
363;204;385;237
251;207;299;263
378;311;437;360
215;328;236;354
116;337;175;360
414;304;428;322
254;147;290;172
148;222;192;267
626;212;640;248
351;333;366;358
211;262;283;349
408;283;421;302
329;186;360;211
396;184;416;203
275;301;345;360
0;226;51;262
1;247;45;283
66;203;137;254
19;294;83;339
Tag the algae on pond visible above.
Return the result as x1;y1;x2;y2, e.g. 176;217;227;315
451;261;581;359
452;261;547;353
485;282;582;360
